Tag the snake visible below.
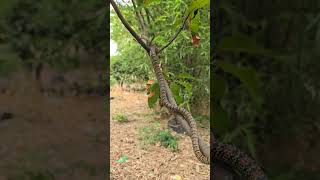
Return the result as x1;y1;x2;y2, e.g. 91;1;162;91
149;45;210;164
214;142;268;180
149;45;268;180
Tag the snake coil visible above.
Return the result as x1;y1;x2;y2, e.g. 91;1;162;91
150;46;210;164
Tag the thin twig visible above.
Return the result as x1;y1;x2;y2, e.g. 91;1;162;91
131;0;145;33
158;12;191;53
144;7;152;26
110;0;150;52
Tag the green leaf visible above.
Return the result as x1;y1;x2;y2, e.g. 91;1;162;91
148;82;160;108
189;10;200;34
217;34;270;55
170;82;183;105
143;0;160;7
177;80;192;91
177;73;195;80
0;0;15;17
216;61;261;104
184;0;210;18
212;74;227;101
212;103;230;134
242;128;256;159
117;155;128;163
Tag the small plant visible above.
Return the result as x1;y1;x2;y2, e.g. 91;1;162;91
116;155;128;163
138;122;178;151
113;113;128;122
158;130;178;151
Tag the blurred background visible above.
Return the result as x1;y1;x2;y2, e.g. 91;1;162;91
0;0;107;179
213;0;320;179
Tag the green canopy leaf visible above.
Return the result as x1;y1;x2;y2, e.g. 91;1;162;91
184;0;210;18
217;34;270;55
216;60;262;104
170;82;183;105
212;74;227;101
212;103;230;134
148;82;160;108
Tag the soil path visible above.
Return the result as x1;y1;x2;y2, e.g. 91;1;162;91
110;86;210;180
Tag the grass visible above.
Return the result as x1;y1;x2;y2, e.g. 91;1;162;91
138;122;178;151
113;113;129;122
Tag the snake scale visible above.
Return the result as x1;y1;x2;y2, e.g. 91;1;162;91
149;46;268;180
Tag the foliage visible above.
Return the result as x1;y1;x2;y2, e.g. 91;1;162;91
138;122;178;151
117;155;129;163
147;81;160;108
113;113;129;122
214;0;320;178
111;0;210;115
0;0;106;71
0;44;21;77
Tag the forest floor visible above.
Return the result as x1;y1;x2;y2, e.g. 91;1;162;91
110;85;210;180
0;77;106;180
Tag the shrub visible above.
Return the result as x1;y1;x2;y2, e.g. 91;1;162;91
138;122;178;151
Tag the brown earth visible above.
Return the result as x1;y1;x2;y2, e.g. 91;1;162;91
0;72;106;180
110;85;210;180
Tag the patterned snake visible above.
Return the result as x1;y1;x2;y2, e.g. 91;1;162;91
149;46;268;180
149;46;210;164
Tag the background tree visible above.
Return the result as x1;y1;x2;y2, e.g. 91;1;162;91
214;1;320;179
111;0;210;118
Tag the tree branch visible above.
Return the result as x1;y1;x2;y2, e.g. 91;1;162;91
110;0;150;52
158;12;191;53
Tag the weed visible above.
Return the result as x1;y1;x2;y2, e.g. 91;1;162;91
113;113;128;122
138;122;178;151
116;155;128;163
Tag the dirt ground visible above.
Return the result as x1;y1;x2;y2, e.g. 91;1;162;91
110;85;210;180
0;76;106;179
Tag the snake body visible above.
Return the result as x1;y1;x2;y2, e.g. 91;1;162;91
150;46;210;164
149;46;268;180
214;142;268;180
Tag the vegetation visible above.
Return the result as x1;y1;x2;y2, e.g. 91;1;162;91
0;0;106;75
214;0;320;179
111;0;210;116
113;113;129;122
0;1;106;179
138;122;178;152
